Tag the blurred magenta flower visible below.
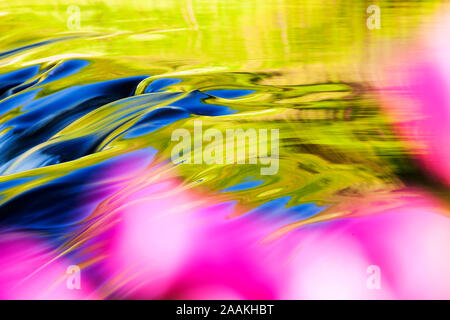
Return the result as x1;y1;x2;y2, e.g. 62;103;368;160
0;232;96;299
377;11;450;185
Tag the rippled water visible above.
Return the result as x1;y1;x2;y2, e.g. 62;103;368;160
0;0;449;299
0;47;400;231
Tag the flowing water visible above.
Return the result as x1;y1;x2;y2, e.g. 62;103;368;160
0;0;448;299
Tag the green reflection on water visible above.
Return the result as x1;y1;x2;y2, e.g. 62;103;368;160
0;0;443;218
